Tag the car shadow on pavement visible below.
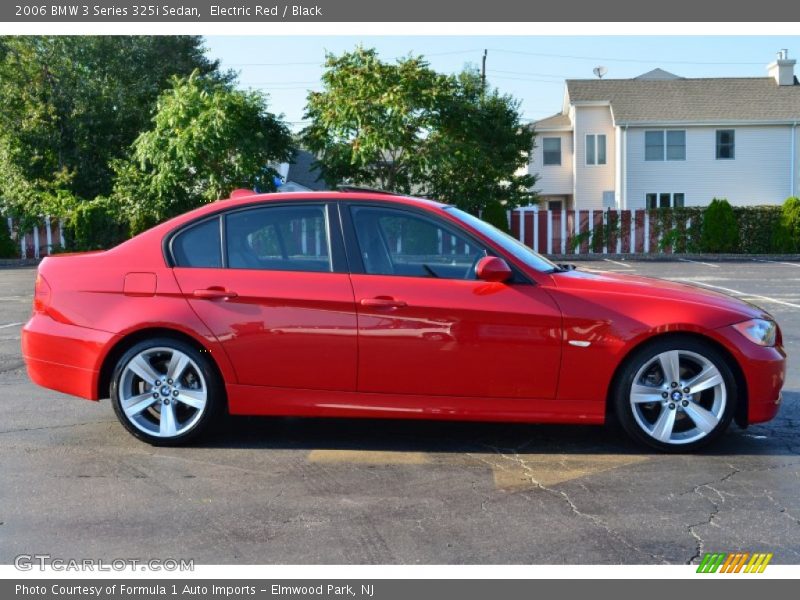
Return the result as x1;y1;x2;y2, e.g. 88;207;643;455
195;390;799;458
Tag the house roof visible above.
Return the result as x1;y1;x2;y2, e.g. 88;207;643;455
532;112;572;130
286;149;328;191
634;68;682;80
566;76;800;124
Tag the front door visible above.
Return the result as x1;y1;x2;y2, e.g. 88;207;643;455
346;204;562;399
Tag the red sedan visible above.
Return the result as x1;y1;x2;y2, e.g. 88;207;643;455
22;190;785;451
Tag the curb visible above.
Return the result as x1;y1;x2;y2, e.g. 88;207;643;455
1;255;798;268
0;259;40;268
546;254;800;262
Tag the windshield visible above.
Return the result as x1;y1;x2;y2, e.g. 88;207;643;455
444;207;560;273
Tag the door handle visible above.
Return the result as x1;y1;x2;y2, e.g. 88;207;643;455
360;297;407;308
192;287;238;300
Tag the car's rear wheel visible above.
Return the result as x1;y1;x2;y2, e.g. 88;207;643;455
613;337;737;452
110;338;223;446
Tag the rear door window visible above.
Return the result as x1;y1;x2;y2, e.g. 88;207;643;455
225;205;331;272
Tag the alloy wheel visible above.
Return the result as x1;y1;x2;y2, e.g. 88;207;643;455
629;349;727;446
118;347;208;439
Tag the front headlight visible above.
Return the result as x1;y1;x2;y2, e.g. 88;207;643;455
732;318;777;347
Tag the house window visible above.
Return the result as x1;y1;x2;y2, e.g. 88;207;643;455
646;192;685;208
716;130;735;159
666;131;686;160
645;130;686;161
586;134;606;165
542;137;561;166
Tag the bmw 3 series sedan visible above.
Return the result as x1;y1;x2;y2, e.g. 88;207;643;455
22;190;786;451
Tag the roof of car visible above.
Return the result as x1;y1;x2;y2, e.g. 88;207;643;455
216;190;447;210
144;190;450;239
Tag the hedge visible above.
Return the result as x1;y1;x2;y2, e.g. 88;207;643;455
69;196;130;251
566;198;798;255
0;217;17;258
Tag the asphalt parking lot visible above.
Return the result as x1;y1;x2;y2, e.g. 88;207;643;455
0;260;798;565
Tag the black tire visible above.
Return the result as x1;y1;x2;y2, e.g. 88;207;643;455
612;336;737;453
110;337;224;446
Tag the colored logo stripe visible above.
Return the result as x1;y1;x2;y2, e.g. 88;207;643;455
697;552;773;573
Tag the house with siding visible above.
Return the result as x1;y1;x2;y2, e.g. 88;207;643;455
529;51;800;211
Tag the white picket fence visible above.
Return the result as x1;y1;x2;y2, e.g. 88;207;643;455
4;216;66;259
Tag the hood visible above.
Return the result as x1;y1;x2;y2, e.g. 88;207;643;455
550;268;770;322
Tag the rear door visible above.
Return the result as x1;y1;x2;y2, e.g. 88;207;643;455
170;202;358;391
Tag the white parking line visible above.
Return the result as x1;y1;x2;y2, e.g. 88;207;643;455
0;322;23;329
683;280;800;309
602;259;634;269
753;259;800;268
678;258;719;268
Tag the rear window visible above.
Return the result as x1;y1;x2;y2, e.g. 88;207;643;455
172;217;222;268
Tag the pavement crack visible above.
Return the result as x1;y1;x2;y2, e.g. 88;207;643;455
0;420;115;435
686;465;741;565
763;489;800;527
476;443;669;564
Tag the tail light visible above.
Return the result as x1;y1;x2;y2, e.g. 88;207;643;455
33;273;51;314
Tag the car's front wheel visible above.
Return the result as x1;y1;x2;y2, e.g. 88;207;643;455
110;338;223;446
613;336;737;452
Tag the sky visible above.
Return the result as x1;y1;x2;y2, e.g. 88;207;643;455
203;36;800;131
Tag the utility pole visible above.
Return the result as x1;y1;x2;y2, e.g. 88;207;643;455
481;49;488;90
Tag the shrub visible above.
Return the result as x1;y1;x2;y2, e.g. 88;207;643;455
700;198;739;253
775;196;800;253
733;205;784;253
482;201;510;233
69;197;130;251
0;217;18;258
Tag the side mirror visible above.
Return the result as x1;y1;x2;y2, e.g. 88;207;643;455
475;256;513;283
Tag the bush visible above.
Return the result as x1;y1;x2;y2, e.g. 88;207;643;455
775;196;800;253
69;197;130;251
0;217;18;258
733;205;785;253
700;198;739;253
481;202;510;233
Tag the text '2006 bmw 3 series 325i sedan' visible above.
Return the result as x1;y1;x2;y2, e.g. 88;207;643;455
22;190;786;451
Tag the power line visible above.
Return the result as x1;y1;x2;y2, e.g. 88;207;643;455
223;49;484;68
488;48;765;66
240;81;320;85
488;68;570;79
487;75;566;84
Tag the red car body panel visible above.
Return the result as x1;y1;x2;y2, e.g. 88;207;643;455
349;274;562;398
21;191;786;427
171;267;359;391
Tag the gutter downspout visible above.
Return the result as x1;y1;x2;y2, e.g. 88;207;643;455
792;122;797;198
622;125;628;210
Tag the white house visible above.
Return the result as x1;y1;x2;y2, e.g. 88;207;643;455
529;51;800;211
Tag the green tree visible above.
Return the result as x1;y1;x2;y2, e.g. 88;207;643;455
0;36;228;223
701;198;739;253
423;69;536;212
302;48;536;213
113;72;293;233
303;47;442;193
